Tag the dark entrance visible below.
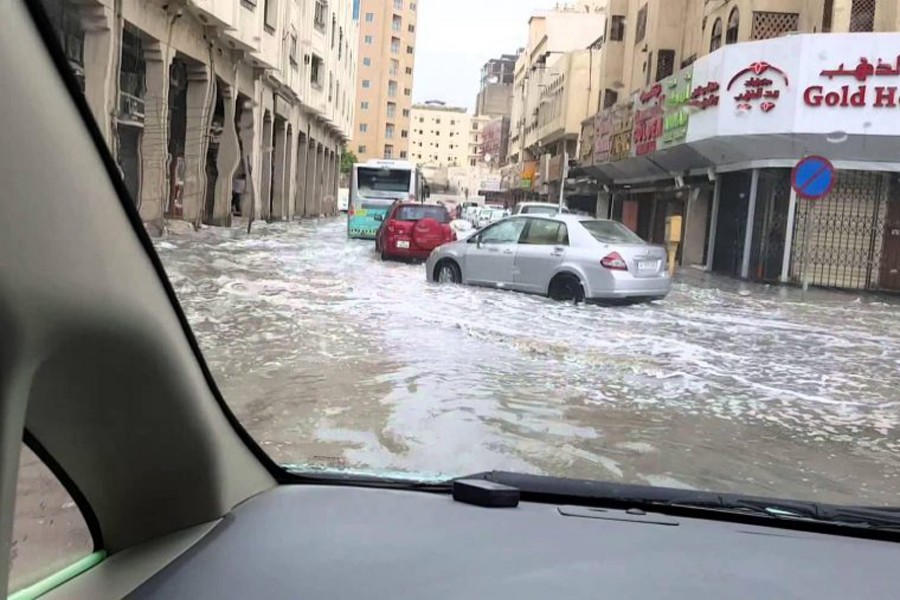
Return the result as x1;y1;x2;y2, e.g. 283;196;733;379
879;174;900;291
749;169;792;282
204;81;225;224
712;171;752;277
166;58;188;218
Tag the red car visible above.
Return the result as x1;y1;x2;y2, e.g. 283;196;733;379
375;203;455;261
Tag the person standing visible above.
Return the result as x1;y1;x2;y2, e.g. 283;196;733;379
232;174;246;215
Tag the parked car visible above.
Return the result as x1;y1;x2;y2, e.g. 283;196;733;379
449;219;477;240
375;203;455;261
476;208;509;229
425;214;670;303
512;202;571;216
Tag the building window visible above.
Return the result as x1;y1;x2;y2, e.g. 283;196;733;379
364;35;373;44
394;0;403;9
263;0;278;31
726;8;740;44
470;158;477;167
656;49;675;81
310;54;323;87
645;50;653;86
710;18;722;51
603;89;618;109
331;14;336;47
401;130;408;138
750;11;799;40
289;33;298;65
388;81;398;97
392;15;402;32
407;45;414;54
386;124;395;139
390;59;400;75
385;145;394;159
363;57;372;66
404;88;411;96
403;109;410;117
362;79;371;88
405;66;413;75
410;2;416;10
358;145;367;153
365;12;374;22
339;27;343;59
361;101;369;110
360;124;368;133
850;0;876;32
822;0;834;32
636;4;648;43
314;0;327;30
609;15;625;42
400;151;408;158
408;24;416;33
387;102;397;118
391;37;401;54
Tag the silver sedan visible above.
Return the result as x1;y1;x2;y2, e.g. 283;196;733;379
425;214;671;303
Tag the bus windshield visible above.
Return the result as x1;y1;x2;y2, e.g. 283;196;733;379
358;167;412;195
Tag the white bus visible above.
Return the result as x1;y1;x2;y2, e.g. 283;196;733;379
348;159;427;239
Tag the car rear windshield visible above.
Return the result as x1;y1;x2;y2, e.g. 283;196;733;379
521;205;559;216
358;167;411;194
581;220;645;244
395;205;450;223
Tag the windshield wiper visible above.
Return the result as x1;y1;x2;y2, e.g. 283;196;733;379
461;471;900;531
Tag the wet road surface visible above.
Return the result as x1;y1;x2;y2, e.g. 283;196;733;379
154;218;900;506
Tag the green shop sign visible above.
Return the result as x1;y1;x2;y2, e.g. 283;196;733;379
660;66;693;150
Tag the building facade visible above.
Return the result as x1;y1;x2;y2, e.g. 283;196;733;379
409;101;471;167
41;0;359;234
351;0;419;162
571;0;900;292
475;54;516;119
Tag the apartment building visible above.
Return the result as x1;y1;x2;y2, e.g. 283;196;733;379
409;102;471;167
504;5;606;200
574;0;900;293
475;54;517;118
351;0;419;162
39;0;359;234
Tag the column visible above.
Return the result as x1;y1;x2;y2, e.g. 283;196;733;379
294;134;308;218
304;138;317;217
324;149;335;215
79;4;117;146
182;64;213;225
284;126;296;221
271;119;288;220
780;188;799;283
333;148;342;215
316;144;325;216
260;115;274;221
705;176;721;272
681;187;710;267
237;96;257;219
138;42;172;235
215;84;241;226
740;169;760;279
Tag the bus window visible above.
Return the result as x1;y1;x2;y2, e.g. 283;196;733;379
357;167;411;195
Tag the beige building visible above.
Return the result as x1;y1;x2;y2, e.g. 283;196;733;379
409;102;472;168
40;0;359;233
352;0;419;162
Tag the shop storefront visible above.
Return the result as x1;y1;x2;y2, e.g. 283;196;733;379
581;33;900;292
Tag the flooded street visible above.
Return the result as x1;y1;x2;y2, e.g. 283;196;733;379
156;218;900;506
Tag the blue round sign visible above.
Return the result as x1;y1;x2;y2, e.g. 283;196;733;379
791;155;836;200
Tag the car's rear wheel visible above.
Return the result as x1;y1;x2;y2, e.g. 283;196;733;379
435;260;461;284
549;273;585;304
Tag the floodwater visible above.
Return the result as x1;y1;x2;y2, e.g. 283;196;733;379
153;218;900;507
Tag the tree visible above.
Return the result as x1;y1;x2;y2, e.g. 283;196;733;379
340;149;357;175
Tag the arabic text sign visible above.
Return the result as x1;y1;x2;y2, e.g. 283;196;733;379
791;156;836;200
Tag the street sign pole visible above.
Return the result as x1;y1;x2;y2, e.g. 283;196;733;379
558;151;568;213
790;155;837;291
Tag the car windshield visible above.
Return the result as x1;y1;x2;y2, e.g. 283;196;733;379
395;205;449;223
581;220;646;244
24;0;900;570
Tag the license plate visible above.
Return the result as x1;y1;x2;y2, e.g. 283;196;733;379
396;240;410;249
638;260;659;270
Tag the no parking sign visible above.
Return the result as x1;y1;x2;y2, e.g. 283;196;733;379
791;156;836;200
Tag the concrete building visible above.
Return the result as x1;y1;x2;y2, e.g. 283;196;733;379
475;54;516;118
409;101;470;168
505;4;606;202
351;0;419;162
40;0;359;234
575;0;900;293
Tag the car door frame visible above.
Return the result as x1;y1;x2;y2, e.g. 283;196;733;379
463;217;527;286
511;218;570;293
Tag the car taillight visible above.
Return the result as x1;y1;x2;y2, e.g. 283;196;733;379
387;222;395;234
600;252;629;271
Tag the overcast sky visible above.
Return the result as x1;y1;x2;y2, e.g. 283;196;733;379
413;0;561;111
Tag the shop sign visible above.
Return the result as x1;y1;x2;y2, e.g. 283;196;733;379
660;66;693;150
804;55;900;108
727;61;789;112
609;103;634;162
593;111;613;163
689;81;720;110
520;160;537;190
633;83;665;156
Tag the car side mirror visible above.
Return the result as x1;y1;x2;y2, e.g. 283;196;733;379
374;214;384;222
